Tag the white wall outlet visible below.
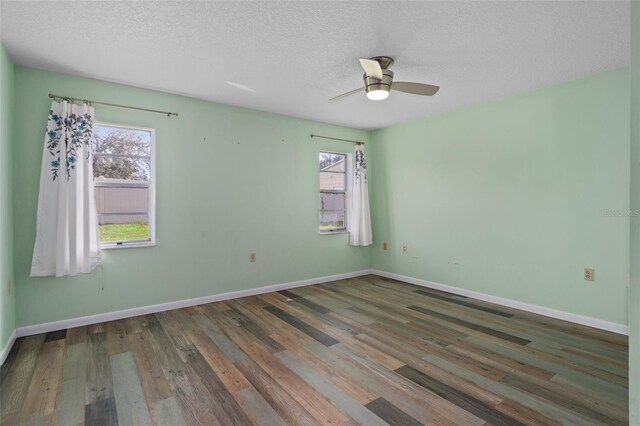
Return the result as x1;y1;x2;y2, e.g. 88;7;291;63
402;245;408;254
584;268;594;282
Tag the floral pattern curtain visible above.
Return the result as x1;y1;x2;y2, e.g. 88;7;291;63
349;144;372;246
31;101;101;277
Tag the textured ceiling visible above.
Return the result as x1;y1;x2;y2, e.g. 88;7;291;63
0;1;630;130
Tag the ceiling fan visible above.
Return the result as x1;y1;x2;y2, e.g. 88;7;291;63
330;56;440;102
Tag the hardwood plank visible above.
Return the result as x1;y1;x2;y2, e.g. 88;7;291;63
110;351;152;426
86;323;105;335
184;327;251;393
84;396;118;426
306;294;352;310
263;305;339;346
142;317;187;378
191;313;247;362
277;289;302;299
181;344;253;425
55;342;87;426
234;387;285;426
43;330;66;343
335;337;482;425
500;374;626;425
155;311;193;348
240;341;350;425
407;305;531;345
396;365;524;426
234;357;319;426
330;307;376;325
0;337;24;386
143;316;222;425
85;332;112;405
1;275;628;426
332;339;405;371
275;350;388;426
222;307;285;353
1;335;45;417
292;297;331;314
19;339;65;423
275;318;446;424
466;334;628;398
170;370;223;426
414;289;513;317
365;397;422;426
65;326;86;346
127;325;173;406
150;397;186;426
270;329;381;406
527;340;627;385
424;350;606;425
494;398;561;426
105;320;130;356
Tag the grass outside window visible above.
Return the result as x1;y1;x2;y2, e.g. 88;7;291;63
99;223;149;242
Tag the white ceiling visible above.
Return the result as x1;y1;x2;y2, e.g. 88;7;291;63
0;1;630;130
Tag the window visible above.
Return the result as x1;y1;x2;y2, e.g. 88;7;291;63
93;123;155;248
319;151;348;233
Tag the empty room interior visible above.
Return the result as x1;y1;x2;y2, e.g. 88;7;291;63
1;1;639;425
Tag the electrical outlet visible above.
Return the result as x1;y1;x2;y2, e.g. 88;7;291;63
383;242;388;250
250;252;256;263
584;268;594;281
402;245;408;254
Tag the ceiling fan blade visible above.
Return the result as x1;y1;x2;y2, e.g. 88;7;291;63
392;81;440;96
359;58;383;80
329;87;364;102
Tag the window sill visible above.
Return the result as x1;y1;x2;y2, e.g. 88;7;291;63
101;241;156;250
319;230;349;235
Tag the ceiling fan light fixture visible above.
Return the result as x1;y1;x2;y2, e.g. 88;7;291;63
329;56;440;102
364;68;393;101
366;89;390;101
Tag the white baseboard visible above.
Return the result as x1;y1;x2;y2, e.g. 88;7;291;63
0;329;17;366
12;267;627;342
15;269;374;338
371;269;629;335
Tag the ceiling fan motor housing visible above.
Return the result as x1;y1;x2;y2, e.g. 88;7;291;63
364;69;394;95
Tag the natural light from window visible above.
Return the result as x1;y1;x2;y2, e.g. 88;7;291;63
93;123;155;247
319;151;347;232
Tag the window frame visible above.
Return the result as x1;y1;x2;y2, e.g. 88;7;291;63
319;150;351;234
93;121;156;249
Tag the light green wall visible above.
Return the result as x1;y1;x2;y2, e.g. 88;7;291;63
9;63;632;335
13;67;371;328
370;67;630;326
630;0;639;421
0;45;16;351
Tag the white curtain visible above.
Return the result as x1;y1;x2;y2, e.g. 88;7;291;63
349;144;372;246
30;101;101;277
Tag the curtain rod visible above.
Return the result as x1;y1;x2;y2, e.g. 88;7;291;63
48;93;179;117
310;134;364;145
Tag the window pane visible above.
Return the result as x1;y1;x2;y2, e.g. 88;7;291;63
320;171;345;191
319;152;346;172
320;192;345;211
94;156;150;181
95;186;148;215
319;211;345;231
94;125;151;156
98;215;149;242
